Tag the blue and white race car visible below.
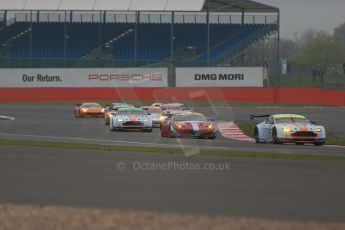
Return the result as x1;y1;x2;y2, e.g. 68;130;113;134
251;114;326;145
109;108;153;132
104;102;134;125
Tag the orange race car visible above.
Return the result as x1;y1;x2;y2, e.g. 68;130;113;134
74;102;105;118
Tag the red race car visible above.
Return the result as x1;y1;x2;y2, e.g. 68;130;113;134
74;102;105;118
161;112;217;139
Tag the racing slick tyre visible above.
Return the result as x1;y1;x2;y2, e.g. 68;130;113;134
109;126;116;131
143;128;153;132
314;141;325;146
272;128;282;144
254;127;261;143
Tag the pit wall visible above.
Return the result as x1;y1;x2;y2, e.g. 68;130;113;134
0;87;344;106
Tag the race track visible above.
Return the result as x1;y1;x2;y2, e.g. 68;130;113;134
0;104;345;222
0;105;344;155
1;145;345;222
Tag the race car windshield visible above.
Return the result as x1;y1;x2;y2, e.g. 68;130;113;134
275;117;309;124
175;114;207;121
147;108;162;114
82;103;101;108
112;103;128;107
110;105;128;110
293;117;310;123
162;106;181;111
117;111;146;115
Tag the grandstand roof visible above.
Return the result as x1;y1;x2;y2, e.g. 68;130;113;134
204;0;279;13
0;0;278;13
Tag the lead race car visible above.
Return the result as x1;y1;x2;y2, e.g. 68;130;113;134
251;114;326;145
109;108;153;132
161;112;217;139
74;102;105;118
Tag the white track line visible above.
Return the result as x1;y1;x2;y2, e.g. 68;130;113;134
0;132;343;152
0;132;231;151
0;115;15;120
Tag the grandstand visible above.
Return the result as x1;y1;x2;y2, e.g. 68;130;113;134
0;0;279;67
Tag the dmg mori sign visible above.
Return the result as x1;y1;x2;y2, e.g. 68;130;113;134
0;68;168;87
176;67;263;87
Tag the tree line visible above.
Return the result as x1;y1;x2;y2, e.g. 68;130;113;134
281;22;345;76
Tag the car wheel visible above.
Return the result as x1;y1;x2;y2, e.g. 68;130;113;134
143;128;153;132
314;141;325;146
254;127;261;143
272;128;282;144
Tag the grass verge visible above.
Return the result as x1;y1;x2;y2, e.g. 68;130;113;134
236;122;345;146
0;139;344;162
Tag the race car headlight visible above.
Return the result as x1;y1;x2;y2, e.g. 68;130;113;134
283;127;293;133
142;118;148;122
81;108;87;112
117;118;124;122
208;124;213;129
178;124;182;128
159;116;165;121
315;128;321;132
101;108;105;112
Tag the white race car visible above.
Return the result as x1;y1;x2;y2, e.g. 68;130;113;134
110;108;153;132
251;114;326;145
160;103;190;118
141;106;165;127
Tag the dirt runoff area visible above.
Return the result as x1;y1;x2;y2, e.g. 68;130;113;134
0;203;344;230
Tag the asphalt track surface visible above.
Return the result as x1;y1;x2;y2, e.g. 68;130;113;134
1;145;345;222
0;105;345;222
0;105;344;155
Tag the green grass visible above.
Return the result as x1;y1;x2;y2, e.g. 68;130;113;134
325;136;345;146
271;72;345;90
236;122;345;146
0;139;344;162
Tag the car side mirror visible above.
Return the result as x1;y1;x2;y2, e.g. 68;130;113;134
311;121;316;125
76;104;81;107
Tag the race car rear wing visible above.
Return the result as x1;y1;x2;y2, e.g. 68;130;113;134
250;115;271;120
